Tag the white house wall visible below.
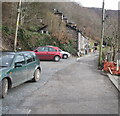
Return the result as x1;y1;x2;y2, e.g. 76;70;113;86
78;32;88;53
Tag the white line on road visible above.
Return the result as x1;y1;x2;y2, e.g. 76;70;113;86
27;109;31;114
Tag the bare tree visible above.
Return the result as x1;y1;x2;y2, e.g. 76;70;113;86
104;13;118;61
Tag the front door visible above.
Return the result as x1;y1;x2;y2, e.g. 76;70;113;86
10;54;27;87
36;47;49;60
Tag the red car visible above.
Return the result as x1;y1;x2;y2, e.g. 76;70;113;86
33;46;62;62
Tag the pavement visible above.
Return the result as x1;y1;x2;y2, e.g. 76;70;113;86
107;73;120;92
1;53;119;114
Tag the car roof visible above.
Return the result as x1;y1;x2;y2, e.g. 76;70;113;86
38;45;59;49
1;51;16;55
17;51;35;54
1;51;35;55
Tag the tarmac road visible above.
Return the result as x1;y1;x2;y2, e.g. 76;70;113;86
1;53;118;114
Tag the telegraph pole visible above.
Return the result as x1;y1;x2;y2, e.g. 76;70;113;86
14;0;22;51
98;0;105;66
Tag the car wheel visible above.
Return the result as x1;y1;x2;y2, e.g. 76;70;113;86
1;78;8;98
54;56;60;62
33;69;41;82
63;54;68;59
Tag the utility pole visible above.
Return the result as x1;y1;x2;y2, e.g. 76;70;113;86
14;0;22;51
98;0;105;66
78;32;80;52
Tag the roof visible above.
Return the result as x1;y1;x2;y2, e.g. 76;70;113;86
37;25;48;32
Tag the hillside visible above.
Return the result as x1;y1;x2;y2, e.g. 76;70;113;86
1;2;118;53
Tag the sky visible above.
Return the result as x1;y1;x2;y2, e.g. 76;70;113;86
2;0;119;10
73;0;120;10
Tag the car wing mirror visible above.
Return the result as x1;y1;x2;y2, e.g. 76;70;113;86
34;50;38;52
15;63;23;68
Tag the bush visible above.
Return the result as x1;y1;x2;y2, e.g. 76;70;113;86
2;26;15;35
2;26;77;55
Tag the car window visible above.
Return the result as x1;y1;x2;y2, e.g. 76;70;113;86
0;54;14;67
25;53;34;63
37;47;48;52
58;49;62;52
49;47;57;52
15;55;25;65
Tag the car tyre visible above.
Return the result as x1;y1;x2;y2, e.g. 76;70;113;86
1;78;8;98
63;54;68;59
54;56;60;62
33;69;41;82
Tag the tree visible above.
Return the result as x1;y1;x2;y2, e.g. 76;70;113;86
104;13;118;61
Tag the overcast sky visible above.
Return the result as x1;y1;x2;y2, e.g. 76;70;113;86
73;0;119;10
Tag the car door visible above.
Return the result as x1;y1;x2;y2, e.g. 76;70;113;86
25;53;36;80
10;54;27;87
48;47;57;59
35;47;49;60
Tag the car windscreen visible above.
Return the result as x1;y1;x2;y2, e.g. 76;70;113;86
0;54;14;67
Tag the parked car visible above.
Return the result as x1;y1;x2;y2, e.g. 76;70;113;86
33;46;62;62
0;51;41;98
58;49;71;59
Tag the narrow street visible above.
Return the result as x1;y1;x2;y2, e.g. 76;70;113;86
2;53;118;114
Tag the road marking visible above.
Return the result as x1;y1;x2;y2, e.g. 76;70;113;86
27;109;31;114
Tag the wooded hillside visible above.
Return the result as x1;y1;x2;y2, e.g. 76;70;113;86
1;2;118;53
